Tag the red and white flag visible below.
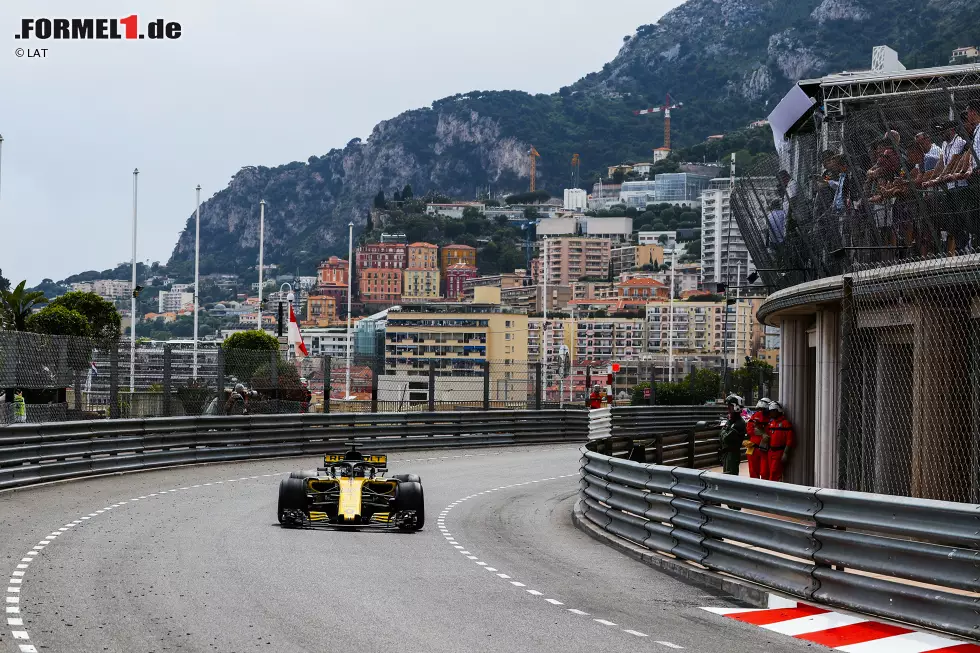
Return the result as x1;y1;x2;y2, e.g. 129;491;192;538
288;304;309;356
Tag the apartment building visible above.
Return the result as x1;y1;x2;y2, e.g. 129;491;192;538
440;244;477;270
383;294;527;376
570;281;617;301
616;277;668;300
541;237;611;286
356;243;407;271
500;284;572;315
645;298;764;363
444;263;479;300
407;242;439;270
158;289;193;313
528;317;574;366
317;256;349;286
403;268;441;300
358;268;403;308
701;179;756;287
306;294;338;327
574;318;647;362
300;327;350;358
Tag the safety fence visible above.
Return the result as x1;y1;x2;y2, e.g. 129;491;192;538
0;405;729;491
0;410;589;491
579;436;980;640
732;83;980;292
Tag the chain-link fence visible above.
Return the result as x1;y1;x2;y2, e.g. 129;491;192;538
838;254;980;503
732;86;980;292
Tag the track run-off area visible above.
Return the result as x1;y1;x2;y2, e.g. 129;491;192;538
0;445;897;652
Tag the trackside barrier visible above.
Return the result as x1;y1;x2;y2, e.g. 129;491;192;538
0;410;591;491
579;438;980;641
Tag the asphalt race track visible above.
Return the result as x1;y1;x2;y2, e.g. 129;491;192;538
0;445;821;652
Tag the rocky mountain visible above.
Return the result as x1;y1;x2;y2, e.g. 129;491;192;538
168;0;980;276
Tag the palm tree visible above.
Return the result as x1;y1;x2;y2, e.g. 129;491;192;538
0;281;48;331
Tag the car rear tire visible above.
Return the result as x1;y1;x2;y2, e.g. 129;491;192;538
289;469;318;479
390;473;421;484
278;477;308;525
394;481;424;531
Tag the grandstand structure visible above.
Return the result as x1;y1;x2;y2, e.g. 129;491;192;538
739;52;980;502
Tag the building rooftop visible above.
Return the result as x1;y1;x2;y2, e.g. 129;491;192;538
408;242;438;248
443;243;476;250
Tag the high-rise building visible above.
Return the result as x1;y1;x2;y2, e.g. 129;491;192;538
701;179;756;287
540;237;611;286
563;188;587;212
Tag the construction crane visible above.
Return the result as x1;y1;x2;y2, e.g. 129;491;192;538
634;93;683;150
570;153;580;187
529;146;540;192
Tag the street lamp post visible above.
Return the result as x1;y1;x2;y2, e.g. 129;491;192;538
345;222;354;400
257;200;265;330
280;282;294;358
193;185;201;379
668;247;675;383
130;168;139;393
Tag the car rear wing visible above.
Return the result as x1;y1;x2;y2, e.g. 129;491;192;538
323;453;387;469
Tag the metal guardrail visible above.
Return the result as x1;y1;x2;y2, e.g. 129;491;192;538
608;405;726;439
579;437;980;641
0;410;589;491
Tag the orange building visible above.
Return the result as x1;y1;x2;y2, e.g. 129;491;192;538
358;268;403;306
306;295;338;327
440;244;477;271
407;242;439;270
317;256;349;286
616;277;668;300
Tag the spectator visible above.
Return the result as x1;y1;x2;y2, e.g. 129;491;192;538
766;199;787;247
914;131;942;174
13;389;26;424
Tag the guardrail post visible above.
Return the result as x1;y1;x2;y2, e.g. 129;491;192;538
648;365;656;406
108;344;120;419
371;356;380;413
162;344;172;417
687;427;696;467
655;433;664;465
428;360;436;412
534;362;542;411
270;350;280;411
322;355;331;414
584;365;591;409
215;348;225;404
483;360;490;411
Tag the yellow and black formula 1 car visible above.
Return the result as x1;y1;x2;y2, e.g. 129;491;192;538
277;446;424;531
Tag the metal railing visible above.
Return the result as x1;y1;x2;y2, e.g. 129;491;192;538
578;436;980;641
0;410;591;491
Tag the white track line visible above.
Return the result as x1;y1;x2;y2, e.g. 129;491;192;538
439;472;678;645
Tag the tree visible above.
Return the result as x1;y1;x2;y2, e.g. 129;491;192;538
48;291;122;339
731;359;775;399
653;381;692;405
223;329;279;384
0;281;48;331
25;305;89;337
373;189;386;209
401;184;414;201
0;269;9;293
686;368;721;404
612;168;626;184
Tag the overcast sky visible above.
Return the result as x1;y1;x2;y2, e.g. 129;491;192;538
0;0;685;286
